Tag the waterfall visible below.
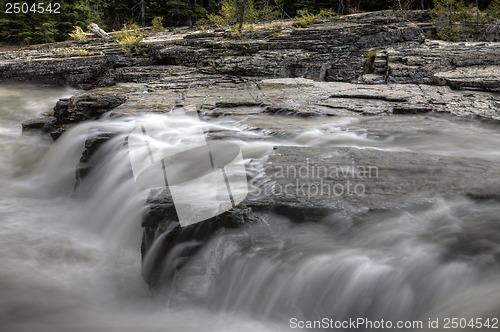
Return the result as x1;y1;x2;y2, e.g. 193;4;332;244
1;84;499;331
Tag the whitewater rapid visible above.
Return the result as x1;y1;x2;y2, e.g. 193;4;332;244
1;84;499;331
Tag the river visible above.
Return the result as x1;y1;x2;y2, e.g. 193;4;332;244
1;84;499;331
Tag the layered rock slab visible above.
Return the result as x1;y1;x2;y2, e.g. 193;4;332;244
264;146;500;221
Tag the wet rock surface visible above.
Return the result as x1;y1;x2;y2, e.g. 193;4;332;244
141;188;265;289
265;146;500;218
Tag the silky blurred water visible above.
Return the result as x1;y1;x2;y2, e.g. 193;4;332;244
1;84;499;331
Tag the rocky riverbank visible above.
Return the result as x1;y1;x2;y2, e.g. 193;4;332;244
4;10;500;290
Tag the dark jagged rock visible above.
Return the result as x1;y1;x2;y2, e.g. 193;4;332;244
54;91;127;124
433;66;500;92
147;20;425;83
0;10;429;90
48;89;127;139
141;188;264;289
74;132;116;190
21;116;56;132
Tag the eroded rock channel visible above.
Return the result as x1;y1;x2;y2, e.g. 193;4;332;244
5;10;500;295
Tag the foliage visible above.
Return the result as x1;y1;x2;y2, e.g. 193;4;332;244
389;0;415;10
294;9;317;27
268;21;284;29
204;0;260;29
0;0;495;44
152;16;165;32
74;49;95;56
69;26;87;41
204;0;283;29
53;48;71;57
53;48;95;57
365;48;380;61
432;0;488;41
317;8;338;19
364;48;380;72
230;24;242;36
487;0;500;19
0;0;93;44
114;23;144;56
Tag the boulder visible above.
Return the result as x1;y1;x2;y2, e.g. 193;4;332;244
21;116;56;132
50;90;127;139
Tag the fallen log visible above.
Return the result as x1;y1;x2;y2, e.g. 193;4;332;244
87;23;111;39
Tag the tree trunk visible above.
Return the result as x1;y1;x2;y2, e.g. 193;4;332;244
140;0;146;26
237;0;245;30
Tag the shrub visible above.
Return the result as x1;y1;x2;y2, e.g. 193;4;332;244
152;16;164;32
206;13;227;28
268;21;283;30
205;0;259;29
69;26;86;41
53;48;70;57
74;49;94;56
432;0;488;41
318;8;338;19
115;23;144;56
364;48;380;72
294;9;317;28
487;0;500;19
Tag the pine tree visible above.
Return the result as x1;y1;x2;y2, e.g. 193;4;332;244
487;0;500;18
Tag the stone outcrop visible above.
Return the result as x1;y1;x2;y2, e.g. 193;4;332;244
2;10;498;94
0;10;425;90
141;188;264;289
0;40;149;89
75;131;116;189
50;87;128;139
42;78;500;142
264;146;500;220
382;40;500;91
146;20;424;83
433;66;500;92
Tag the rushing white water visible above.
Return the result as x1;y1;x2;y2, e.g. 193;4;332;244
1;84;500;331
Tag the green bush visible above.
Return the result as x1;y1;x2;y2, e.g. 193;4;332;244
69;26;87;41
432;0;488;41
487;0;500;19
74;49;95;56
294;9;317;28
204;0;266;29
152;16;165;32
115;23;144;56
318;8;338;20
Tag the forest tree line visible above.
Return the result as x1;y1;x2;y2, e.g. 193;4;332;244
0;0;498;44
